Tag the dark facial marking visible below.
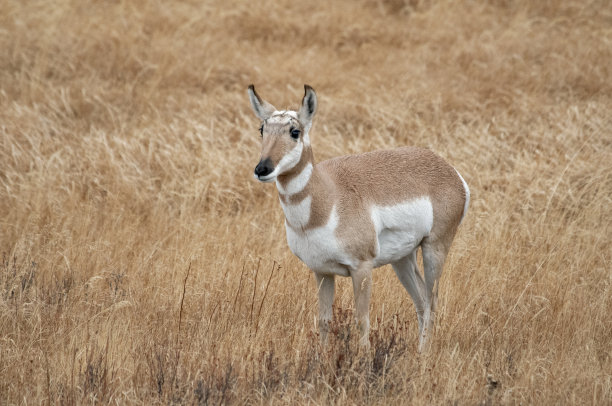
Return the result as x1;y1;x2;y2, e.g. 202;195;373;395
254;158;274;177
290;127;301;140
249;84;262;104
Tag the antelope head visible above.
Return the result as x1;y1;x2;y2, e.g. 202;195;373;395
248;84;317;183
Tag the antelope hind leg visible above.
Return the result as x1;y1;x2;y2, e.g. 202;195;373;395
420;239;451;352
392;251;426;337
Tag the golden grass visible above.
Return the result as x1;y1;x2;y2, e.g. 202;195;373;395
1;0;611;403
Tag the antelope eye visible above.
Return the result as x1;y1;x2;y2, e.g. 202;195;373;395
259;125;263;136
290;128;301;139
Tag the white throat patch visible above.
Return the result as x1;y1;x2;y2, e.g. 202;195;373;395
277;163;313;196
280;195;312;229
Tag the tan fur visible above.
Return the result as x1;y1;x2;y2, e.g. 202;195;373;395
339;148;461;256
277;147;466;258
258;116;303;168
249;85;468;350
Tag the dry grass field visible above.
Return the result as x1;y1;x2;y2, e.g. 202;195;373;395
1;0;611;404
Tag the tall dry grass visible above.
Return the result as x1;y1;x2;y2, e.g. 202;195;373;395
1;0;611;403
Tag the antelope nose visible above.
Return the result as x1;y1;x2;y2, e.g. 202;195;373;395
254;158;274;177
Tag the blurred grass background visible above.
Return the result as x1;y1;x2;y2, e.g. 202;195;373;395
1;0;611;403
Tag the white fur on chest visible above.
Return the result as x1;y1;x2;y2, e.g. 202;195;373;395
279;195;312;229
371;198;434;267
284;206;351;276
277;163;313;196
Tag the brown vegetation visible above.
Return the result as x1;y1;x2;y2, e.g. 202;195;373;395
1;0;611;403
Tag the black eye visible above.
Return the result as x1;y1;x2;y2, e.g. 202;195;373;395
259;125;263;136
290;128;301;139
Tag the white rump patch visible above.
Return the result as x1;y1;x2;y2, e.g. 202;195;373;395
277;163;313;195
454;169;470;224
371;198;434;267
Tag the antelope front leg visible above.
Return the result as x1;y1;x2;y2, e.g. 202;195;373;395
314;273;335;345
351;261;373;349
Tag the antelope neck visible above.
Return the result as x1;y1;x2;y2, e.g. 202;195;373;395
276;146;315;197
276;146;336;231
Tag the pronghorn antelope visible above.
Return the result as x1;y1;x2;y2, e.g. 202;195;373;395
248;85;469;351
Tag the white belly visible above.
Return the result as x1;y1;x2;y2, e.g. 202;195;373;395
371;198;434;267
285;206;351;276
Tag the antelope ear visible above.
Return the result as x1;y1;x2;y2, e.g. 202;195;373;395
298;85;317;130
248;85;276;121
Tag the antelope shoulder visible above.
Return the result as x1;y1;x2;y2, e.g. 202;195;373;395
285;205;352;277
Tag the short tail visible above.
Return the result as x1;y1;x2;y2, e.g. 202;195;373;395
454;169;470;224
